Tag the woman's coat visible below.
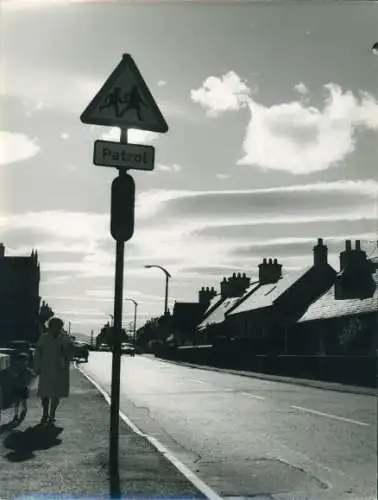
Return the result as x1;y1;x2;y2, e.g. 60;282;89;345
34;332;74;398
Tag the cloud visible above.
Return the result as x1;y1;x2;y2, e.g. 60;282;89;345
61;133;70;140
157;80;167;87
156;163;182;173
192;72;378;174
294;82;309;96
238;84;378;175
0;131;40;166
190;71;251;117
216;173;230;180
0;211;108;241
231;235;376;259
140;180;377;225
100;127;159;144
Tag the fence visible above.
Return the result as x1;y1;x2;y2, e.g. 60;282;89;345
155;344;377;388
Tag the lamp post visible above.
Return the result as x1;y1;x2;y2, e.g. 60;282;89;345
144;265;171;317
124;298;138;341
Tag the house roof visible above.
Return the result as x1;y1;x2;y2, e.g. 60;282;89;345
298;269;378;323
229;267;312;316
197;294;223;324
197;280;260;330
197;296;241;329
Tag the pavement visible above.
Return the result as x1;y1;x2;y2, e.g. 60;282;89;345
154;355;377;396
0;363;205;499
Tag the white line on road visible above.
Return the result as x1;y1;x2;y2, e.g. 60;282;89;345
241;392;266;400
77;365;223;500
291;405;371;427
190;379;207;384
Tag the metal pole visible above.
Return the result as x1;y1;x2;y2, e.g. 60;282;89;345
109;238;124;493
133;303;137;342
164;272;169;316
109;127;128;497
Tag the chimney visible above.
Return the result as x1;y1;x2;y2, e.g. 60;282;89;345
258;258;282;285
0;243;4;258
335;240;375;299
339;239;353;271
313;238;328;266
220;273;251;299
198;286;217;308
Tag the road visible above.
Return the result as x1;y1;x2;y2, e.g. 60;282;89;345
81;353;377;500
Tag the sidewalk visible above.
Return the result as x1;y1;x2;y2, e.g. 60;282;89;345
0;365;205;499
154;356;377;396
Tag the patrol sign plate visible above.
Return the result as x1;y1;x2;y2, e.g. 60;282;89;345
93;140;155;171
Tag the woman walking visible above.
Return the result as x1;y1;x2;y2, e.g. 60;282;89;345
33;317;74;425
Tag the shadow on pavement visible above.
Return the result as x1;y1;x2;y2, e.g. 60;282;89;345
3;423;63;462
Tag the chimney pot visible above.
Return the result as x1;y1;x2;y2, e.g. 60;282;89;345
268;258;273;264
345;240;352;251
0;243;4;258
263;258;267;264
318;238;323;245
355;240;361;250
273;258;278;264
237;272;241;278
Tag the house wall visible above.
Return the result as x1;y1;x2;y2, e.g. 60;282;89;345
291;312;377;356
0;258;41;346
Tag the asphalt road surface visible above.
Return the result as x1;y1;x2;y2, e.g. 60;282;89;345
82;353;377;500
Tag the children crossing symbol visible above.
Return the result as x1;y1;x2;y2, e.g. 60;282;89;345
80;54;168;133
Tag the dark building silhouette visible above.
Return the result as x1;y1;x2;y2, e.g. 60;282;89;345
0;244;41;346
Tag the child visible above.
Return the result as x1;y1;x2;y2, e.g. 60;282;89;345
11;352;34;422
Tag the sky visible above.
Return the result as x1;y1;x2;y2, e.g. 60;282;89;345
1;0;377;338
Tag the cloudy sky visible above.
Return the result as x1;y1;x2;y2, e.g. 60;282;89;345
1;0;377;337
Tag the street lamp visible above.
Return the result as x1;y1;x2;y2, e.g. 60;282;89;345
124;298;138;341
144;264;171;316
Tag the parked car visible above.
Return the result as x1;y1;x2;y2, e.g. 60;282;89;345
99;343;111;352
8;340;33;367
73;342;89;362
121;343;135;356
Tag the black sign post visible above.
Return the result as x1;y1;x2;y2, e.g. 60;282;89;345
80;54;168;498
109;128;133;496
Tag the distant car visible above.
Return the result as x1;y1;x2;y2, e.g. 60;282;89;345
99;343;111;352
121;343;135;356
73;342;89;362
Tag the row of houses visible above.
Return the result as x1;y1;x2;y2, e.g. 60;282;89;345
170;239;378;356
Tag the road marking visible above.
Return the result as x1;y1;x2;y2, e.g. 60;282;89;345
77;365;223;500
291;405;371;427
241;392;266;400
190;379;207;384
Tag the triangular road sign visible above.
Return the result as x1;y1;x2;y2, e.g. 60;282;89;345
80;54;168;133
